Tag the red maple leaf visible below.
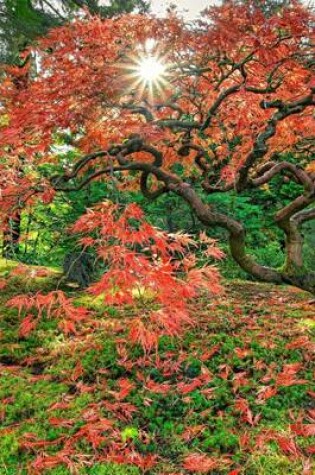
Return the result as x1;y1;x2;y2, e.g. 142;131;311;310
18;315;38;338
290;424;315;437
183;453;219;473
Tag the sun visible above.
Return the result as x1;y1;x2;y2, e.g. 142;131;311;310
130;53;169;100
121;40;170;100
137;56;166;85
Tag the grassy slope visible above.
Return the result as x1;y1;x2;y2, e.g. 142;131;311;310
0;258;314;475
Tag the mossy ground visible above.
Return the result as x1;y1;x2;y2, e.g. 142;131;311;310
0;259;314;474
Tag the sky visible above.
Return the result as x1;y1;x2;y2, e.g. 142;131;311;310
150;0;314;18
150;0;217;19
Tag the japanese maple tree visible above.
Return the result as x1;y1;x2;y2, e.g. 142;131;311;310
0;0;314;293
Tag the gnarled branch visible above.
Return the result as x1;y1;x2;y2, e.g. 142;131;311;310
236;93;314;191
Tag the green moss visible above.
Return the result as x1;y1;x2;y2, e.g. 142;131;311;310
0;258;313;474
0;258;17;275
74;294;108;313
88;463;140;475
0;433;20;464
121;426;139;443
0;374;67;425
247;452;303;475
43;463;141;475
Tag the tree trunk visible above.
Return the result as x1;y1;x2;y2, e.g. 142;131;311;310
170;182;315;295
285;229;303;272
2;212;21;259
172;183;283;278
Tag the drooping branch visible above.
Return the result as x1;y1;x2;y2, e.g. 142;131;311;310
276;194;315;226
252;161;314;191
59;150;109;181
51;138;179;195
53;165;129;192
292;207;315;226
172;182;315;293
168;181;284;284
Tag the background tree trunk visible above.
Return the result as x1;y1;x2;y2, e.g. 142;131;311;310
2;212;22;259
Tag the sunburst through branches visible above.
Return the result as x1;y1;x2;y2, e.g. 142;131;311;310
122;39;170;100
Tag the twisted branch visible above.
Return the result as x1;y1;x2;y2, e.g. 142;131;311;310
236;93;315;191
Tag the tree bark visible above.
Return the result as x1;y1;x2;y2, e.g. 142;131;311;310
170;182;314;294
170;182;283;280
3;212;22;259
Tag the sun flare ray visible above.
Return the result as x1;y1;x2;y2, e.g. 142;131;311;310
120;42;170;100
